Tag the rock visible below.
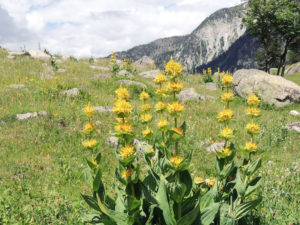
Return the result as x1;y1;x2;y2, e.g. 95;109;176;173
206;142;225;153
91;74;110;80
7;84;26;89
233;69;300;107
139;70;159;79
135;56;154;69
116;59;123;66
203;82;217;91
8;51;28;57
117;80;147;89
62;55;70;61
90;65;110;71
285;62;300;75
286;122;300;132
176;88;215;102
41;74;54;80
57;68;66;73
26;50;51;60
106;136;119;147
117;70;134;78
94;106;113;112
62;88;79;97
290;110;300;116
16;111;47;121
7;55;15;59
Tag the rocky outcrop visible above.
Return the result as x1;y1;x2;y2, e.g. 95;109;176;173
286;122;300;132
177;88;214;102
27;50;51;60
117;80;147;89
62;88;79;97
233;69;300;107
285;62;300;75
117;70;134;78
94;106;113;113
90;65;110;71
135;56;154;70
139;70;159;79
16;111;47;121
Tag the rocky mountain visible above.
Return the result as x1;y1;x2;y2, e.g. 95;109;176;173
115;4;259;73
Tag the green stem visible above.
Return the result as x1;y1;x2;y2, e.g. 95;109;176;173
131;182;136;198
177;203;182;220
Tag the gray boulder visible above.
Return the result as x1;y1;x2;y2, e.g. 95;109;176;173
135;56;154;69
16;111;47;121
91;74;110;80
7;84;26;89
27;50;50;60
290;110;300;116
90;65;110;71
139;70;159;79
202;82;217;91
94;106;113;112
286;122;300;132
62;88;79;97
117;70;133;78
177;88;214;102
206;142;225;153
285;62;300;75
233;69;300;107
117;80;147;89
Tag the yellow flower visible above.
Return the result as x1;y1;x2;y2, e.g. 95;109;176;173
157;119;169;129
203;69;207;75
207;67;212;75
140;113;152;123
219;127;234;139
217;148;232;158
247;94;260;106
156;87;166;97
245;141;258;152
83;103;95;117
195;177;205;184
120;145;135;158
140;91;149;101
83;122;95;133
172;127;184;136
83;139;97;149
206;177;216;187
168;101;184;117
142;127;153;137
91;159;98;166
221;92;234;103
155;101;167;112
154;73;168;85
113;99;132;115
222;74;233;86
114;123;132;134
166;81;183;94
115;86;130;100
116;117;130;123
122;168;134;178
165;57;183;77
246;123;260;134
218;67;220;73
217;109;234;122
170;156;184;167
140;103;152;112
246;107;260;117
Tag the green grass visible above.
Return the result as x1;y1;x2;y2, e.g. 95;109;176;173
0;48;299;224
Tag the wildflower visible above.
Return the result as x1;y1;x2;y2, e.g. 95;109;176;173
217;109;234;122
216;148;232;158
156;87;166;97
245;141;258;152
195;177;205;184
170;156;184;167
168;101;184;117
246;107;261;117
83;122;95;133
207;68;212;75
83;103;95;117
222;74;233;86
114;123;132;134
122;168;134;178
140;91;149;101
91;159;98;166
113;99;132;115
83;139;97;149
155;101;167;112
166;81;183;94
219;127;234;139
218;67;220;73
157;119;169;129
203;69;207;75
172;127;184;136
116;117;130;123
205;177;216;187
120;145;135;158
165;57;183;78
154;73;168;85
139;113;152;123
247;94;260;106
246;123;260;134
142;127;153;138
140;103;151;112
221;92;234;103
115;86;130;100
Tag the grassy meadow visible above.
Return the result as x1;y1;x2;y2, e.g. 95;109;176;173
0;48;299;224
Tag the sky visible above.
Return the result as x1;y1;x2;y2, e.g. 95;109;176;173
0;0;242;57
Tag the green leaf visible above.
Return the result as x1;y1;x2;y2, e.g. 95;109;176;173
245;176;261;197
86;159;96;170
220;161;234;180
220;203;235;225
201;202;220;225
83;168;93;186
234;198;262;220
93;169;102;192
200;181;218;210
181;121;187;133
175;149;193;171
177;201;200;225
156;176;176;225
95;152;102;164
126;195;141;212
245;158;262;176
145;204;157;225
81;194;101;212
235;169;245;198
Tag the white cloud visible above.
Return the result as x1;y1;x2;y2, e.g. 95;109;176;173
0;0;242;57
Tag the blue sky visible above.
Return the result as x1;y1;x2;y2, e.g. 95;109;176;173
0;0;242;57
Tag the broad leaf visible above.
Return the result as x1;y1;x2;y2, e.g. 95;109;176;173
81;194;100;212
235;169;245;198
201;202;220;225
200;181;218;210
245;158;261;176
93;169;102;192
245;176;261;197
234;197;262;220
177;201;200;225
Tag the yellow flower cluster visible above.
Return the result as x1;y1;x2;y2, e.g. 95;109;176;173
120;145;135;158
140;91;149;101
165;57;183;78
155;101;167;112
83;139;98;149
245;141;258;152
246;123;260;134
122;168;134;178
83;122;95;134
217;147;233;158
219;127;234;139
247;94;260;106
142;127;153;138
154;73;168;85
141;103;151;112
156;87;166;97
246;107;261;117
194;177;216;187
157;119;169;129
83;103;95;117
172;127;184;136
113;99;132;115
166;81;183;94
217;109;234;122
168;101;184;117
221;92;234;103
170;156;184;167
115;86;130;101
140;113;153;123
114;122;132;134
222;74;233;87
207;67;212;75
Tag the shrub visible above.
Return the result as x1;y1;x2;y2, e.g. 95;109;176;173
80;58;263;224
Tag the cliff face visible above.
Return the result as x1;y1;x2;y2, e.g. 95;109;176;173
115;4;259;72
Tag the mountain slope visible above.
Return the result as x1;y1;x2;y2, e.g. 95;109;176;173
115;4;259;72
